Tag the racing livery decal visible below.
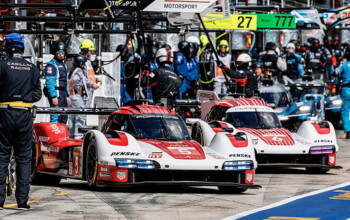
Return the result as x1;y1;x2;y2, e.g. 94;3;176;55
239;128;295;145
140;140;206;160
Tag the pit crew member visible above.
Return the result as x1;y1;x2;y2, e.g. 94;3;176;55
0;33;42;210
44;42;71;124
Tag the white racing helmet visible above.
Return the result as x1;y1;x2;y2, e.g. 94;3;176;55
155;47;174;63
236;53;252;69
186;36;200;46
286;42;296;49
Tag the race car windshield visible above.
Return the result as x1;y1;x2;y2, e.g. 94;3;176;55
226;111;282;129
300;88;324;99
260;92;290;106
130;115;191;140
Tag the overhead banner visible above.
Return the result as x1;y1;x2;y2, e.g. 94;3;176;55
201;14;257;30
144;0;216;13
257;14;296;29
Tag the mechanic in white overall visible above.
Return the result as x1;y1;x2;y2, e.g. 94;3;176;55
211;39;232;96
68;54;99;139
80;39;101;107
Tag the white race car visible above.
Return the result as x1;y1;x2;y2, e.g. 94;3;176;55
191;97;342;173
32;103;260;193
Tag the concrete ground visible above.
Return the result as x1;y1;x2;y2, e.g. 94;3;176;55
0;132;349;220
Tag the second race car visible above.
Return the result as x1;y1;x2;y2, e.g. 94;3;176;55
191;97;342;173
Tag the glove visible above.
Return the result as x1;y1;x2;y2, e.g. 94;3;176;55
216;60;226;69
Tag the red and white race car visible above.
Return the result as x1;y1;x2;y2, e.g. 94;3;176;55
31;103;260;193
191;97;342;173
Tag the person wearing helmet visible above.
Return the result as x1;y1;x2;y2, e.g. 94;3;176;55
175;41;198;99
116;44;132;105
290;39;302;54
211;39;232;96
282;42;304;80
44;41;71;124
304;37;332;80
0;34;6;60
0;33;42;210
141;47;182;106
235;53;258;97
80;39;101;107
258;42;287;81
67;54;99;139
253;62;263;81
335;46;350;139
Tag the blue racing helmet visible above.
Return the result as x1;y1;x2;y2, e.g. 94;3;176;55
5;33;24;50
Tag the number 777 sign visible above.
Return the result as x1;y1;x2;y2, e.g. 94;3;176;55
257;14;296;29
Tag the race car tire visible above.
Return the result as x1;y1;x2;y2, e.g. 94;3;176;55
85;136;98;190
218;186;247;194
305;167;330;174
31;133;61;185
191;123;204;146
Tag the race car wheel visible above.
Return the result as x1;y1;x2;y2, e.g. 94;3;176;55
191;123;204;146
305;167;330;174
218;186;247;194
85;136;98;190
31;133;61;185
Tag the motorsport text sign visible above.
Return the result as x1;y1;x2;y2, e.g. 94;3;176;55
144;0;216;13
201;14;257;30
257;14;296;29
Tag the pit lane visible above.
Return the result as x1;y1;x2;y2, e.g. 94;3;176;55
0;132;349;220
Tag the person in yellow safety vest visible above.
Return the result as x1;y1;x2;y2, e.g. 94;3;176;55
80;39;101;107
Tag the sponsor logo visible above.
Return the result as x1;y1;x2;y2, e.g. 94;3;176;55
48;146;59;153
149;152;163;159
38;136;50;142
100;173;111;178
246;173;253;182
229;154;251;158
329;156;335;164
50;124;61;134
117;171;127;181
328;154;336;166
314;140;333;143
111;152;141;156
100;167;110;172
252;139;258;145
208;153;226;160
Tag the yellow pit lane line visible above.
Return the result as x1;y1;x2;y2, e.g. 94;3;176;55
56;193;70;196
4;200;39;208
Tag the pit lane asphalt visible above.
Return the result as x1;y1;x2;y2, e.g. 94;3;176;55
0;131;349;220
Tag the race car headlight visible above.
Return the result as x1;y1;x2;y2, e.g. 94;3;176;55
115;159;137;169
299;105;312;113
331;100;342;106
115;159;160;169
278;116;289;121
223;160;253;171
309;146;335;154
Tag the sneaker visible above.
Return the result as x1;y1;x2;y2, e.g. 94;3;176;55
17;204;30;210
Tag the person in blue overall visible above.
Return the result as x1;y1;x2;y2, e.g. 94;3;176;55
175;41;199;99
44;42;70;124
336;46;350;139
282;42;304;80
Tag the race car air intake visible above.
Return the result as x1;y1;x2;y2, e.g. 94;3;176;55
309;146;335;154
